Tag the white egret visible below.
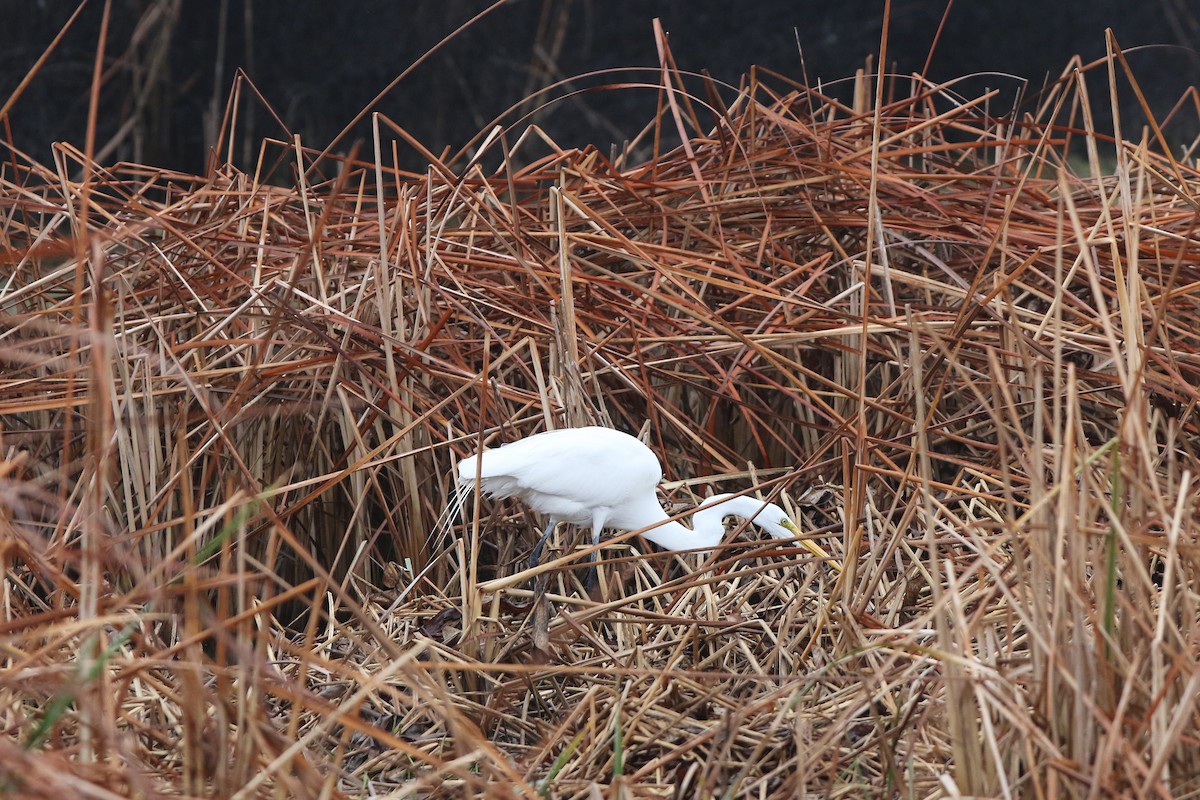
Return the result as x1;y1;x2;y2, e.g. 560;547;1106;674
456;426;834;574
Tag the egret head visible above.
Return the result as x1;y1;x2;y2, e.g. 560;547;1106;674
756;514;799;542
695;494;794;540
696;493;840;569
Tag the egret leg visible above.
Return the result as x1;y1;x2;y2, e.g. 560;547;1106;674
529;518;558;569
583;530;601;591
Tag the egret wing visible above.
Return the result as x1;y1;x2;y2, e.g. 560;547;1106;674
467;427;662;512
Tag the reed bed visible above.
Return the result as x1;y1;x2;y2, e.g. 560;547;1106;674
2;31;1200;799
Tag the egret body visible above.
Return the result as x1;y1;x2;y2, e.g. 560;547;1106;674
456;426;830;568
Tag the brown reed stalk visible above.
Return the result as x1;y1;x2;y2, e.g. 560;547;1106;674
2;20;1200;800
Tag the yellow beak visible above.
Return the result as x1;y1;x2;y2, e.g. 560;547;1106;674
781;518;842;572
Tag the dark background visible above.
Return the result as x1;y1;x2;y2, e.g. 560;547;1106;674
2;0;1198;173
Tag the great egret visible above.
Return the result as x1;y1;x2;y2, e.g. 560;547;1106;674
456;426;833;575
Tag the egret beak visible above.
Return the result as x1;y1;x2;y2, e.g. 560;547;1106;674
780;518;842;572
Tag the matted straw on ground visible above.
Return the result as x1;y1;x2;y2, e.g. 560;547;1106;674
2;33;1200;800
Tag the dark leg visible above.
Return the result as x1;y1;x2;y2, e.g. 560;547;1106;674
583;530;600;590
529;518;558;569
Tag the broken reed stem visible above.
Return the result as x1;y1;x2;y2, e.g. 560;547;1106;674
2;35;1200;799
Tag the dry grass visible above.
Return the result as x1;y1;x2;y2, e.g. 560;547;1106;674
3;23;1200;800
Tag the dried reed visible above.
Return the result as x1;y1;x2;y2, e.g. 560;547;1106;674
2;24;1199;800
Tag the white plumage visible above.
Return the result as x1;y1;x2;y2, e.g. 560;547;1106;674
456;426;829;567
